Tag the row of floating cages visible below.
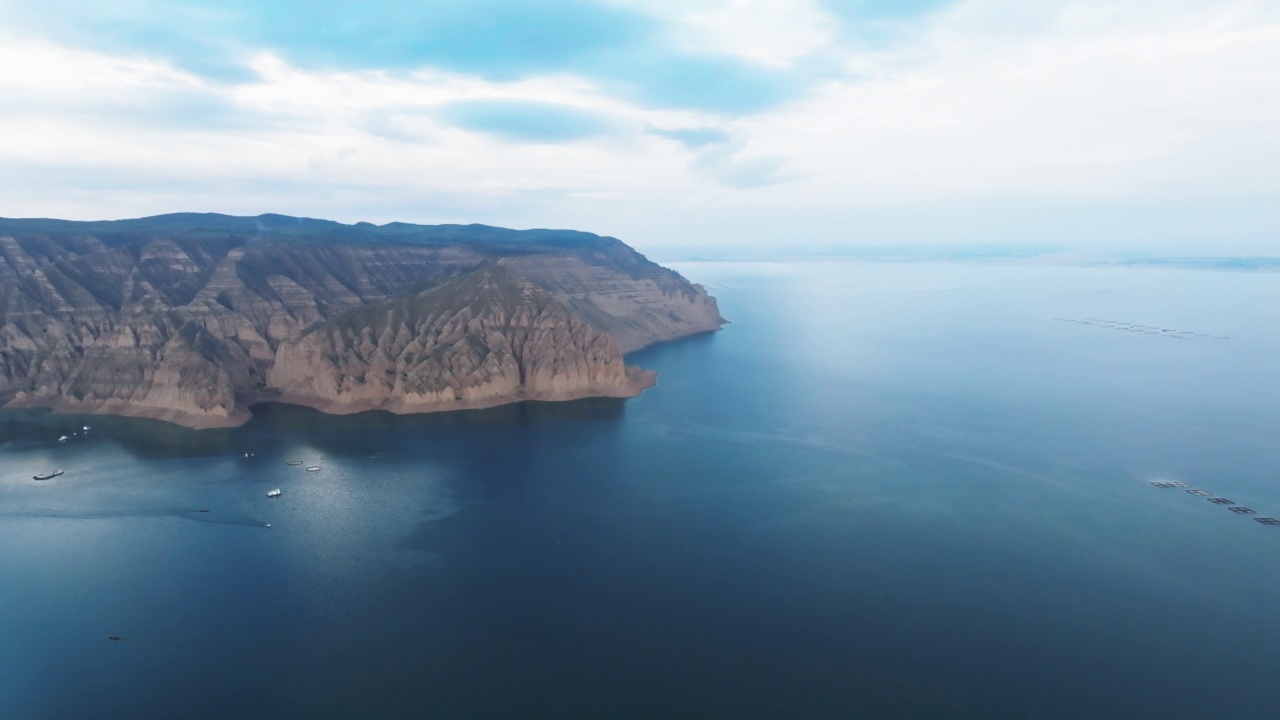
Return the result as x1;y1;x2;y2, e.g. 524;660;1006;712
1151;480;1279;525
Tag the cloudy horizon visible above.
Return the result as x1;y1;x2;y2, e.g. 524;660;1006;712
1;0;1277;257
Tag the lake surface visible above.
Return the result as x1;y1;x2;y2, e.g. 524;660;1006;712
3;261;1280;719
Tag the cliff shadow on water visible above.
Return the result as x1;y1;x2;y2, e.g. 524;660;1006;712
246;397;629;436
0;397;630;462
0;407;236;459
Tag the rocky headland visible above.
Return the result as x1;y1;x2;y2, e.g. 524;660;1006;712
0;213;724;428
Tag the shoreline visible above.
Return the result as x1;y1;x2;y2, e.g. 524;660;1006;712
264;366;657;421
2;365;663;431
1;395;252;430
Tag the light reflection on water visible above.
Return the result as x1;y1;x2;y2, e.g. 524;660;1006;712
3;262;1280;719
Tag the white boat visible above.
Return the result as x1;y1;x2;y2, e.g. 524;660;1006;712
266;488;282;498
57;435;68;443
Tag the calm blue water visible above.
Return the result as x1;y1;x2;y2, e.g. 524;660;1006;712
3;261;1280;719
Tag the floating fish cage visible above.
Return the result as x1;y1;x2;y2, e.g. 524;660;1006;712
1208;498;1235;505
1229;507;1257;515
1255;518;1280;526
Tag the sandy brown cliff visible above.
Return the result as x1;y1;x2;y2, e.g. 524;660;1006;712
0;213;723;427
268;264;653;415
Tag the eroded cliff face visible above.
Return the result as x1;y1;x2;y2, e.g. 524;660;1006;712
269;265;649;415
0;214;723;427
500;254;724;353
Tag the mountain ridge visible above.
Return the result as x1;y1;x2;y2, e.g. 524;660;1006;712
0;213;724;427
0;212;619;251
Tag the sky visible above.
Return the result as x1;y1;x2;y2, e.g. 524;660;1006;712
0;0;1277;257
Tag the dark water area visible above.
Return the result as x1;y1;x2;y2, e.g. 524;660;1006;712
3;261;1280;719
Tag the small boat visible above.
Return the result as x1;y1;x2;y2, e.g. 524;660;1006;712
286;460;303;466
266;488;282;498
306;466;321;472
57;435;68;443
33;470;64;481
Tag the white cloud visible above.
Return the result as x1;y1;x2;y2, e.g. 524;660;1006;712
651;0;836;66
0;38;196;92
747;0;1280;205
0;0;1277;253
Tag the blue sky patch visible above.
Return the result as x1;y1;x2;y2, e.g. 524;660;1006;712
250;0;655;77
437;99;613;143
8;0;853;115
820;0;957;21
603;53;800;115
647;126;731;148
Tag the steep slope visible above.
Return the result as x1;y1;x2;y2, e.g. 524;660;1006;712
0;213;723;427
268;265;650;415
0;235;484;426
500;254;723;353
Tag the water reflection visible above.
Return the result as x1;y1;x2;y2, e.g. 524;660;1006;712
7;262;1280;719
0;408;237;458
249;395;628;433
0;396;629;461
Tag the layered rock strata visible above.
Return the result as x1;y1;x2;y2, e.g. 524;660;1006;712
0;213;723;427
269;265;653;415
